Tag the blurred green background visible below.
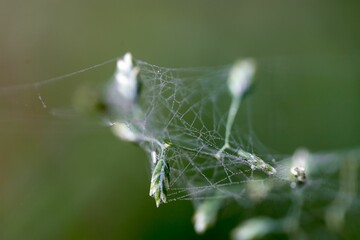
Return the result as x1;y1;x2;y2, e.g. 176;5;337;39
0;1;359;239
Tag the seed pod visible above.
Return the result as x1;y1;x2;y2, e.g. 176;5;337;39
149;158;170;207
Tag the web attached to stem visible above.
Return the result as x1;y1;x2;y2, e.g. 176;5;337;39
2;54;360;238
106;55;360;237
127;60;275;203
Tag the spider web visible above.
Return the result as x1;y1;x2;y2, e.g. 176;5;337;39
106;57;360;237
132;60;275;203
2;55;360;238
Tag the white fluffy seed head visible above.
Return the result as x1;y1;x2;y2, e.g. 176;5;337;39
151;151;157;164
114;52;139;102
111;122;138;142
193;198;222;234
227;59;256;99
232;217;277;240
105;52;140;117
193;211;208;234
290;148;309;186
